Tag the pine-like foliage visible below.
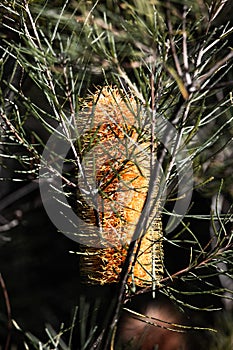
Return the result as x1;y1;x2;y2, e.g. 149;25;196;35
0;1;233;349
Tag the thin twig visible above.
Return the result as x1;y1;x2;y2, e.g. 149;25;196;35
0;218;19;232
150;67;157;297
117;65;145;103
0;273;12;350
134;241;233;298
182;5;192;87
196;50;233;87
0;108;40;161
166;2;183;77
0;182;38;212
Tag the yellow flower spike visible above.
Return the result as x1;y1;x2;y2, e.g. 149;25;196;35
77;86;163;288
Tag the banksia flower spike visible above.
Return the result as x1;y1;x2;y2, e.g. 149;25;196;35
77;86;163;288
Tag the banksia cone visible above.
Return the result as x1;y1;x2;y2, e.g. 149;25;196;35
76;86;163;288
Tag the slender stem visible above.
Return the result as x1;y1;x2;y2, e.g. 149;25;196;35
166;2;183;77
0;274;12;350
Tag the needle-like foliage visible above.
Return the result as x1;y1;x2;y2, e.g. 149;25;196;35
0;1;233;349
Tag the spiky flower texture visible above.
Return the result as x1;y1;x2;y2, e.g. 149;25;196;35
78;87;163;288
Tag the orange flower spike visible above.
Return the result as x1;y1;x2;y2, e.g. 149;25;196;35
78;86;163;288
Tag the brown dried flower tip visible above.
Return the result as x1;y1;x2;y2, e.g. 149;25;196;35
78;86;163;287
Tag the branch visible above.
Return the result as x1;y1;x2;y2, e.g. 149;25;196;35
0;273;12;350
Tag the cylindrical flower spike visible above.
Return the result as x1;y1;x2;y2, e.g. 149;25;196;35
76;86;163;288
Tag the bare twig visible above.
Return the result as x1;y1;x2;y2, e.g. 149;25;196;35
196;50;233;87
0;218;19;232
117;65;145;103
182;6;192;87
208;0;228;24
165;2;183;78
0;182;38;212
0;273;12;350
